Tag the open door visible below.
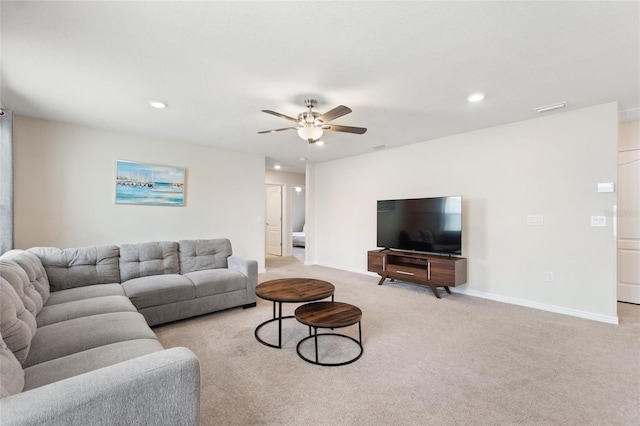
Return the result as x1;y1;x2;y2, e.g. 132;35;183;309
617;145;640;304
265;185;282;256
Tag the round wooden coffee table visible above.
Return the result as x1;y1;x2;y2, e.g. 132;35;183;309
294;301;363;366
255;278;335;349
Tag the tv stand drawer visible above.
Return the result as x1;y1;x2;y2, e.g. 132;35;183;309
386;264;428;281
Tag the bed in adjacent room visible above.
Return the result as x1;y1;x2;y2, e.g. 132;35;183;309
293;224;306;247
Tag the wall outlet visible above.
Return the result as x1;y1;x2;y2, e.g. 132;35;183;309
591;216;606;227
545;271;554;282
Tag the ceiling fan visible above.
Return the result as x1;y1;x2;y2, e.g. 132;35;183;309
258;99;367;144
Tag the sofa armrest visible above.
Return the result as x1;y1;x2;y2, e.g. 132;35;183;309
228;256;258;291
0;347;200;426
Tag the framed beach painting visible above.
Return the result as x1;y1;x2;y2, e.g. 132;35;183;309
115;160;186;206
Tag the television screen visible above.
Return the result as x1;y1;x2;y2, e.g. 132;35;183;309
377;196;462;255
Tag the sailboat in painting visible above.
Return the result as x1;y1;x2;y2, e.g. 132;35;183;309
115;160;185;206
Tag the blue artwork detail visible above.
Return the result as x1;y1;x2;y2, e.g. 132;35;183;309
115;160;185;206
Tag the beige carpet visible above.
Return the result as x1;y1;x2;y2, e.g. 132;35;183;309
154;255;640;425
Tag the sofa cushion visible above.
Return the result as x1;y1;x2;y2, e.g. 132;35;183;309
0;278;37;364
36;295;138;327
45;284;126;305
28;245;121;291
0;334;25;397
0;260;43;317
23;312;157;368
121;274;195;309
183;269;247;298
179;239;231;273
1;250;50;304
119;241;179;282
23;338;163;391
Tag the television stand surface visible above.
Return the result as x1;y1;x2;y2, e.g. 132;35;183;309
367;250;467;299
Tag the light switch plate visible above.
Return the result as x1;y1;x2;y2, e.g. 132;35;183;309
597;182;615;193
591;216;606;227
527;215;544;225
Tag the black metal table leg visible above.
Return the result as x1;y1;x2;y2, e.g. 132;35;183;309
255;300;295;349
278;301;282;348
314;327;318;363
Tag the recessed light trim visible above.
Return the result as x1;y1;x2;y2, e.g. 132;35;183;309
467;93;485;103
149;101;168;109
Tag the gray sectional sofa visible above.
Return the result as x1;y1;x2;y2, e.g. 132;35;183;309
0;238;258;425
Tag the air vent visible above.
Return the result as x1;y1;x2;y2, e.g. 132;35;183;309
369;144;386;151
533;102;566;113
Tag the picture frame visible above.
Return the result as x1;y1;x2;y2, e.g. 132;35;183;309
115;160;186;206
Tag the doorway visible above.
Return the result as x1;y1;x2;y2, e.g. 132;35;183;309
265;185;282;256
292;186;306;261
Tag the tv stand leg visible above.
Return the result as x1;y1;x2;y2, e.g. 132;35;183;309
444;286;451;295
428;285;442;299
377;276;386;286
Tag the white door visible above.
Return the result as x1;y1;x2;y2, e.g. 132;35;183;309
265;185;282;256
617;146;640;304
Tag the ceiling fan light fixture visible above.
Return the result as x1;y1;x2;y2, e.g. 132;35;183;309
297;125;323;141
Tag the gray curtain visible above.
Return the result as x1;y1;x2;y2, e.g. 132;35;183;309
0;109;13;254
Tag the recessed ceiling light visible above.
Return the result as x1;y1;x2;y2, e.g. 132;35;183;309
315;140;325;146
274;165;281;170
148;101;168;109
467;93;485;103
299;157;307;161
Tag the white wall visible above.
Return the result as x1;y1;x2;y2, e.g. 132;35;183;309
311;103;619;322
13;116;266;270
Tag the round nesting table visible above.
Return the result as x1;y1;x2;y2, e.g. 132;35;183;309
254;278;335;349
294;301;363;366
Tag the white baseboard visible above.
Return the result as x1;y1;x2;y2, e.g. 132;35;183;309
451;287;619;324
301;263;620;325
313;262;374;275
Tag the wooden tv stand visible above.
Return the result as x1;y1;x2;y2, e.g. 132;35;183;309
367;250;467;299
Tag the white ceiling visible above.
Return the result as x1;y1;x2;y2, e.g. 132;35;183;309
2;1;639;173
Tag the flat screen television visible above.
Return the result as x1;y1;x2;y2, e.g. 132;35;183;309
377;196;462;256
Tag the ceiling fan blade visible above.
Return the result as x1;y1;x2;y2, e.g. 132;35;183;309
261;110;299;123
257;127;298;134
322;124;367;135
318;105;352;123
